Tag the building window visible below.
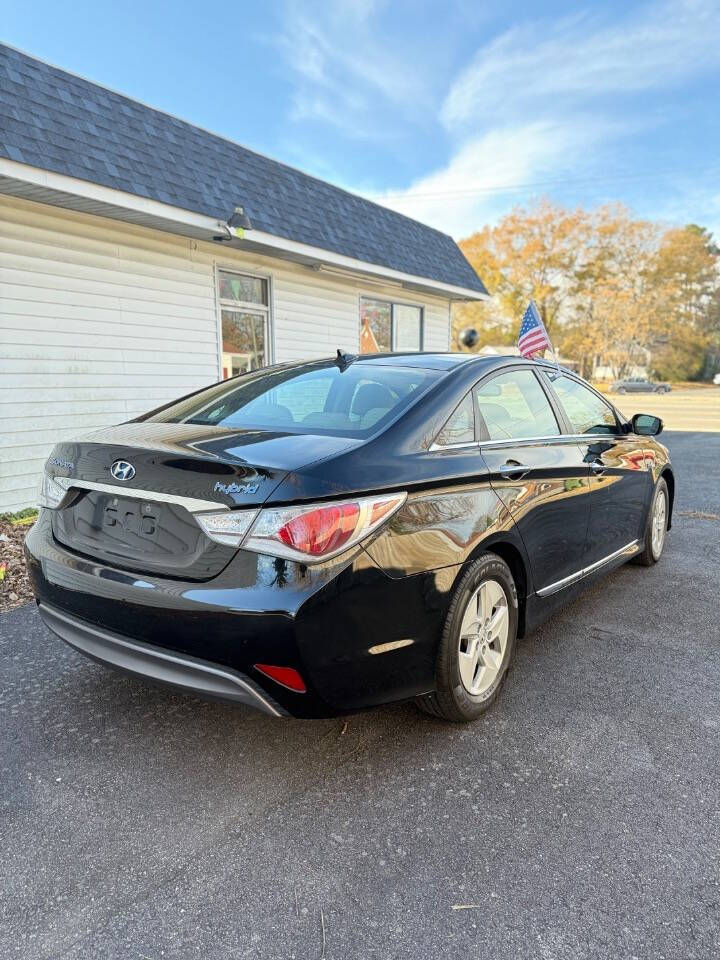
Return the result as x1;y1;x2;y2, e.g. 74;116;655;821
359;297;422;354
217;269;270;378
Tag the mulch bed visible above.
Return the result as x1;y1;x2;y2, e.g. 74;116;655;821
0;516;36;613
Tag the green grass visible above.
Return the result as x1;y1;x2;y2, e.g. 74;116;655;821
0;507;39;525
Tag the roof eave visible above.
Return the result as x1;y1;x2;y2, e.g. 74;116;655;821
0;157;489;302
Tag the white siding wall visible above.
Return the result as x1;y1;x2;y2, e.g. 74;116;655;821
0;194;452;512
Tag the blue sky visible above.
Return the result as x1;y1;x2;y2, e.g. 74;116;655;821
4;0;720;239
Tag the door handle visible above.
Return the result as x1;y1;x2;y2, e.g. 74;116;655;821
499;460;530;480
590;458;606;475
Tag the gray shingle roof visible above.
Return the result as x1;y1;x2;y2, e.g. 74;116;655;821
0;44;487;295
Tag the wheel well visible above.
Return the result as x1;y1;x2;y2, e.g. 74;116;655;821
660;467;675;529
465;540;529;638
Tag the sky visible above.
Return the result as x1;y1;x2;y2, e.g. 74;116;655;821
3;0;720;240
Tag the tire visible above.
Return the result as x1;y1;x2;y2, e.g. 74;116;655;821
635;477;669;566
618;387;626;394
416;553;518;722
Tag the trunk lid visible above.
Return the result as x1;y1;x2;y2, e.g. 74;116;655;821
48;422;361;579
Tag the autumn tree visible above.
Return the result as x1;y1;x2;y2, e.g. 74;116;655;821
452;227;513;350
454;199;720;381
645;225;719;380
563;207;659;379
454;199;587;350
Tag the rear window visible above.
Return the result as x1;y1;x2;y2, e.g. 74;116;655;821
143;360;440;438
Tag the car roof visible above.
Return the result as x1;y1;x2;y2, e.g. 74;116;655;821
350;352;484;371
347;352;576;376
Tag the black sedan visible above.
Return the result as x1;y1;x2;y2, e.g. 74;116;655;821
26;353;674;722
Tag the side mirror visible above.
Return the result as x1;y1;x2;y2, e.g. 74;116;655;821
632;413;663;436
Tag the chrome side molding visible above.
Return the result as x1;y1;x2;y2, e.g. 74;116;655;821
537;540;640;597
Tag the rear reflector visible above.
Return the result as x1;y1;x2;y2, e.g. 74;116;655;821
254;664;307;693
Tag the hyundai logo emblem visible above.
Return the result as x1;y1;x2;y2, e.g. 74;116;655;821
111;459;136;481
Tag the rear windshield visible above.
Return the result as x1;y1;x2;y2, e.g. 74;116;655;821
142;360;441;438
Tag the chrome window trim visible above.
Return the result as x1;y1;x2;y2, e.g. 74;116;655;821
428;433;630;452
480;435;584;449
536;540;640;597
479;432;630;449
428;439;480;452
54;477;228;514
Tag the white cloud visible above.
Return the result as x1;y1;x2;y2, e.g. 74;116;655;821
362;0;720;237
278;0;426;137
366;120;616;238
442;0;720;128
274;0;720;239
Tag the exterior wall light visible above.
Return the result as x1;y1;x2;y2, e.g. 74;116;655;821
213;206;253;242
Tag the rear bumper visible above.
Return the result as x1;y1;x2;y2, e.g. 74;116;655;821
25;510;447;717
38;602;286;716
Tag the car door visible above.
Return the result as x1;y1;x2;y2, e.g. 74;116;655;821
541;372;650;566
475;367;592;594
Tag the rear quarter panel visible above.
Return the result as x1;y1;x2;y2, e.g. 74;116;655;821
642;437;674;524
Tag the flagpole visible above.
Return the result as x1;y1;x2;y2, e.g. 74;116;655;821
548;339;561;374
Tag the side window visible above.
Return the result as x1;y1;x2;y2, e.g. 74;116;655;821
434;392;475;446
545;374;618;435
475;370;559;441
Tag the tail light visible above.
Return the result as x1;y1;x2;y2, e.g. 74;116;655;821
38;471;67;509
196;492;406;562
194;509;258;546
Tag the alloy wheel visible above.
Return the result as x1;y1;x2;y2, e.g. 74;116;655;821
457;579;509;696
651;488;667;558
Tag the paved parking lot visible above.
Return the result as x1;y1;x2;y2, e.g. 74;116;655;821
1;431;719;960
607;387;720;432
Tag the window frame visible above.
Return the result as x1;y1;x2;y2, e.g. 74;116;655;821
429;364;629;453
358;294;424;353
541;369;625;438
473;366;565;445
215;265;274;377
431;390;478;449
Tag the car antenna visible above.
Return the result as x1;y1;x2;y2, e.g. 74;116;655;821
334;348;357;371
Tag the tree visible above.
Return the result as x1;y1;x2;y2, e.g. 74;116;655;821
452;227;513;350
457;199;587;344
563;207;659;379
646;226;719;380
455;200;720;381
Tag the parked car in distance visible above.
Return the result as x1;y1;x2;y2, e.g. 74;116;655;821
713;373;720;385
27;353;674;722
610;376;671;394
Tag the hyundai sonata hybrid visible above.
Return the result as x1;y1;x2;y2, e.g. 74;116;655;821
27;353;673;722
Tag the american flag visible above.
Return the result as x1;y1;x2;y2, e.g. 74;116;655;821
517;301;551;358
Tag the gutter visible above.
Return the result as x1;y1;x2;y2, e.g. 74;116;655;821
0;157;488;303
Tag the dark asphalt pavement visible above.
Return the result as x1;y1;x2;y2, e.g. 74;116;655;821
1;432;719;959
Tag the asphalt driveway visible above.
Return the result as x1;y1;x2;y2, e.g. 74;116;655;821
1;432;719;960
